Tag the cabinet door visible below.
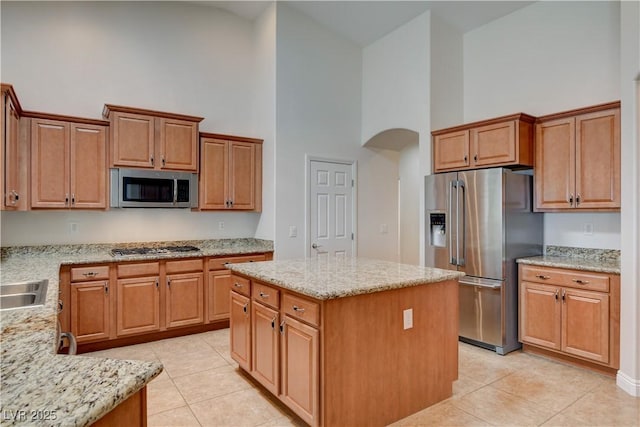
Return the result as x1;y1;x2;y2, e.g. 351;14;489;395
575;108;620;209
207;270;232;322
70;280;110;343
228;141;256;210
111;111;155;168
70;124;107;209
159;118;198;171
433;130;469;172
471;120;516;167
31;119;70;208
520;281;561;350
3;96;21;209
281;316;319;426
562;288;609;363
251;302;279;395
116;276;161;336
534;118;575;210
166;272;204;329
230;291;251;371
199;138;228;209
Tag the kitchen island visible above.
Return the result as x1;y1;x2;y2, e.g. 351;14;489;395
227;257;465;427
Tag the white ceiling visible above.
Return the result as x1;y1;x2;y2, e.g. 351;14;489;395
202;1;535;46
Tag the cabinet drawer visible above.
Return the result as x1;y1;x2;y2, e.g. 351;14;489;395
283;293;320;327
117;262;160;278
521;265;609;292
71;265;110;282
230;275;251;297
252;282;280;309
166;258;203;274
208;254;267;270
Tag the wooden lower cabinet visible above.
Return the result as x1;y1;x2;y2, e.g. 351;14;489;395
230;291;251;371
117;276;161;336
58;252;271;352
91;387;147;427
280;315;319;425
519;264;619;373
251;301;280;396
70;280;111;343
166;272;204;329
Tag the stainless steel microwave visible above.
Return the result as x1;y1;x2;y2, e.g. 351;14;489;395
110;168;198;208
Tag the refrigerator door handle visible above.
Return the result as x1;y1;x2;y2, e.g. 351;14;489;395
449;180;457;265
459;277;503;289
457;179;465;266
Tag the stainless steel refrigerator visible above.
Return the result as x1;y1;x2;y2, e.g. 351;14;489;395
425;168;543;354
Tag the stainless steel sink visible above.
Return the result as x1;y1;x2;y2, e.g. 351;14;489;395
0;279;48;311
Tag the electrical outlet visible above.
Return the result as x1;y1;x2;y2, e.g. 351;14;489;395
403;308;413;330
69;222;79;234
584;223;593;235
218;221;224;230
289;226;297;238
380;223;388;234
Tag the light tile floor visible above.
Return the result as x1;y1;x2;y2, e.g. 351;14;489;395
85;330;640;426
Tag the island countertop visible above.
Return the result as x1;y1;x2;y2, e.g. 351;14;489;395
0;238;273;426
226;257;465;300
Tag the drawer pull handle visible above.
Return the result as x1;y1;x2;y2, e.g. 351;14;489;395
572;279;589;284
292;305;305;313
271;315;277;329
554;290;559;301
234;282;243;288
83;272;97;277
536;275;550;280
259;291;269;298
243;303;248;314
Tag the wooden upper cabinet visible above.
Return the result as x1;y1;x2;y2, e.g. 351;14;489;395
1;84;27;210
199;133;263;211
432;114;534;173
104;105;203;172
433;130;469;172
535;102;620;211
71;124;107;208
31;119;70;208
110;111;155;168
30;114;108;209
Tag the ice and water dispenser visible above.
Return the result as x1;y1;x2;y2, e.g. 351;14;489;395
429;213;446;248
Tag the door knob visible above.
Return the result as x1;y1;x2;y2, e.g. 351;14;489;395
311;243;322;249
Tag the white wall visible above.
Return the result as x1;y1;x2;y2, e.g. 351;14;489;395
252;4;277;241
398;143;420;264
618;0;640;397
0;1;270;246
274;3;399;260
361;10;431;264
463;1;622;251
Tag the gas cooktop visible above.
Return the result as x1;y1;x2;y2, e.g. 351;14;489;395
110;245;201;257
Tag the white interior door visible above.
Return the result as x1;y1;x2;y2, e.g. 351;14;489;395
308;159;355;258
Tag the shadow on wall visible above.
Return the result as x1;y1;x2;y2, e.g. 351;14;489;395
364;128;419;151
364;128;421;265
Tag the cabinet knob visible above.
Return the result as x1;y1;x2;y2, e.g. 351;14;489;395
104;283;109;294
234;282;243;288
162;157;166;167
554;290;559;300
167;279;171;288
71;194;75;205
150;156;154;166
292;305;305;313
474;154;478;162
271;315;277;329
243;303;248;314
65;194;69;205
568;194;574;206
463;155;468;162
576;194;581;206
259;291;269;299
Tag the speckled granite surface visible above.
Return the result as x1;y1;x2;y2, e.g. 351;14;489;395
516;245;620;274
0;238;273;426
227;257;465;300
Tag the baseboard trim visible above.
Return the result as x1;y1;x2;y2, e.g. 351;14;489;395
616;371;640;397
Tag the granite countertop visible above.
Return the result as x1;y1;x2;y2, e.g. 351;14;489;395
227;257;465;300
516;245;620;274
0;238;273;426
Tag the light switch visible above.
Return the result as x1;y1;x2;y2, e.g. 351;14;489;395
403;308;413;330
